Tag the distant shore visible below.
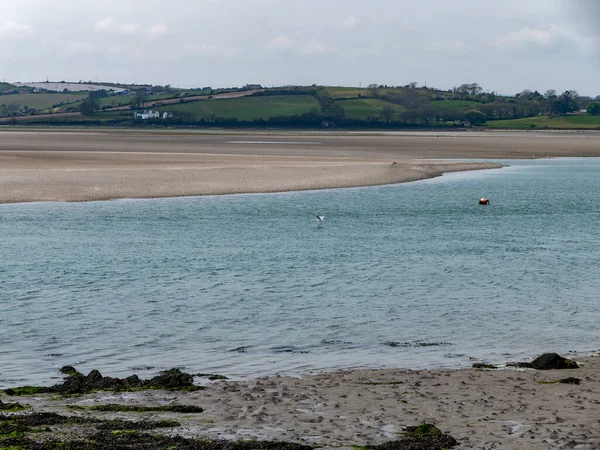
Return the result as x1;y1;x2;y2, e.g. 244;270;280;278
1;129;599;204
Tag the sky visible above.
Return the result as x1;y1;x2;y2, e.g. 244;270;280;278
1;0;598;95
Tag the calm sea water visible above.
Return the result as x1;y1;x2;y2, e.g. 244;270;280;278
2;158;600;388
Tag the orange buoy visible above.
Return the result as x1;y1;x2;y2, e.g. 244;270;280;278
479;198;490;205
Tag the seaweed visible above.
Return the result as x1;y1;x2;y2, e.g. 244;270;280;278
4;367;203;396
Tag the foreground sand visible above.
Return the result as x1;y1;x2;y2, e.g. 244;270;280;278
9;354;599;449
1;129;599;203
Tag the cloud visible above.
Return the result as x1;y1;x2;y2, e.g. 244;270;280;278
94;17;141;35
149;24;168;39
427;40;465;53
66;41;92;55
496;24;598;53
303;40;331;55
267;36;294;51
185;43;241;57
341;16;357;29
0;21;35;37
496;27;553;48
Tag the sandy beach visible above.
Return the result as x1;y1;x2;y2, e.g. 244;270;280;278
1;129;599;203
3;353;598;449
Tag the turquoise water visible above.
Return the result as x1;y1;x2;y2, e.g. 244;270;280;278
1;158;600;387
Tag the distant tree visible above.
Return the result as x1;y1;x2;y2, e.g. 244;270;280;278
465;109;487;126
516;89;533;99
89;89;108;99
329;104;346;121
379;105;395;123
315;91;332;112
0;104;20;117
131;89;146;109
408;82;418;89
543;89;558;115
588;102;600;116
556;90;579;115
456;83;483;98
305;106;321;121
79;96;101;116
400;109;421;124
367;83;379;98
419;105;436;124
578;96;592;110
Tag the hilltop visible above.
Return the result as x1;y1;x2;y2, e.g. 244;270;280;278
1;81;599;130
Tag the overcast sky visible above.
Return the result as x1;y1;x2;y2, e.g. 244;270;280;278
1;0;598;95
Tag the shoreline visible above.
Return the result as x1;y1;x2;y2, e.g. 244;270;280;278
2;352;598;450
3;128;600;204
0;156;502;204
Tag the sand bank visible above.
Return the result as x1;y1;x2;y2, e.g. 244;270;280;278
9;353;599;449
1;129;599;203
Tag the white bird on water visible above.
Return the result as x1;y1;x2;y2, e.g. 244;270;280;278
316;215;324;222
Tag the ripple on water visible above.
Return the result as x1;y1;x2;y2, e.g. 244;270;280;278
2;159;600;386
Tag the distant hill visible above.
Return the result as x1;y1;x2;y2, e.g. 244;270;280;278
1;83;598;129
12;82;128;93
0;82;16;92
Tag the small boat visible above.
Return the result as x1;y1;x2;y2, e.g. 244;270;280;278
479;198;490;205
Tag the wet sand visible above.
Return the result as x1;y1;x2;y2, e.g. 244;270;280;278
1;129;598;203
10;353;600;449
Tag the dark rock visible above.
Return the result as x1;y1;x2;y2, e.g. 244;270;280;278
506;362;532;368
4;367;202;396
405;424;442;435
146;368;195;390
89;404;204;413
472;363;497;369
372;424;458;450
0;399;25;411
530;353;578;370
558;377;581;385
86;370;103;383
125;375;141;386
60;366;82;376
195;373;229;380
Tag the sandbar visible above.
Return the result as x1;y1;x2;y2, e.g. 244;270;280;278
1;129;599;203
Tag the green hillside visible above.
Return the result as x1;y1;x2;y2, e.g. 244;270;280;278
487;115;600;129
2;83;598;129
156;95;319;121
321;87;367;99
430;100;480;113
339;98;406;120
0;93;87;110
0;82;16;91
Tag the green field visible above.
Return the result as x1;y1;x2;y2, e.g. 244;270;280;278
0;93;87;110
321;87;367;99
487;115;600;129
430;100;481;113
97;95;134;108
338;98;406;120
94;93;178;109
156;95;320;121
0;82;16;91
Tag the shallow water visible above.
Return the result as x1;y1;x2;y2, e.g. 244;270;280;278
1;158;600;387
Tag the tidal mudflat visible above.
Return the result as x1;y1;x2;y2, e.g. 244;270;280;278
3;129;599;203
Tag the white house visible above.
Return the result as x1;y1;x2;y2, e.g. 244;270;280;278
134;110;160;120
